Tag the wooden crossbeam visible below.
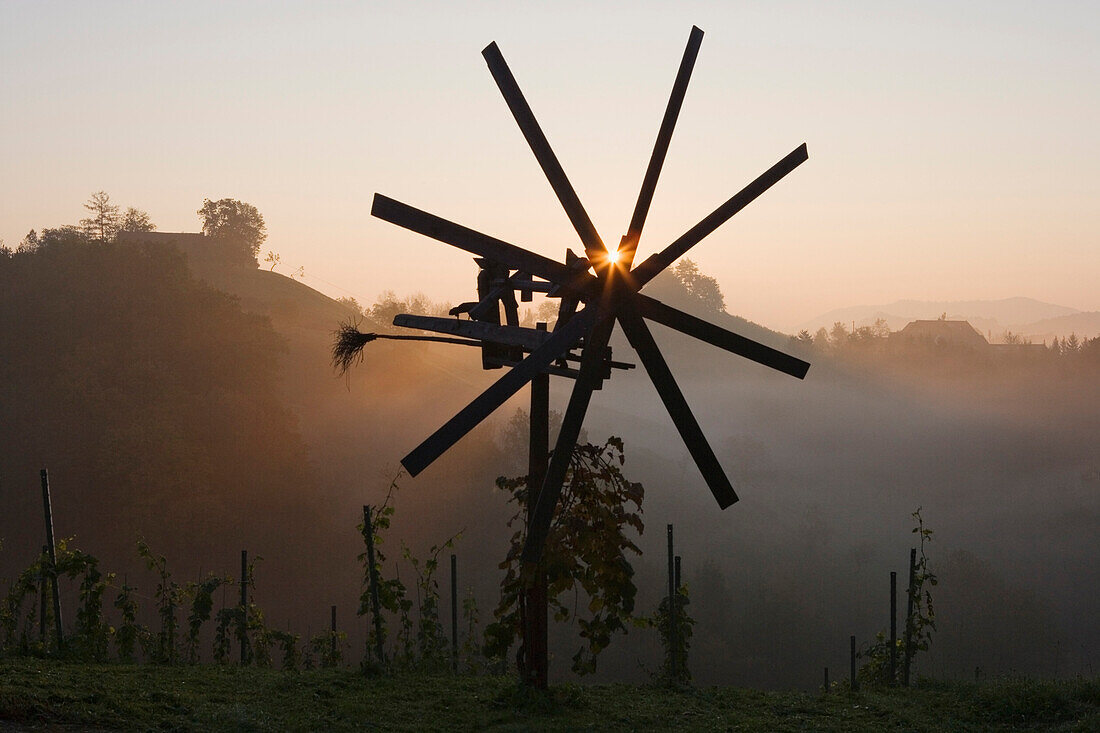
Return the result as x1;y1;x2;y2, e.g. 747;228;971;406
394;314;550;351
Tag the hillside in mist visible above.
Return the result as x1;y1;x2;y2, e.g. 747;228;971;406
2;234;1097;689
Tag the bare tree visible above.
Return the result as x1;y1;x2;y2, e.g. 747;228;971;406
80;191;121;242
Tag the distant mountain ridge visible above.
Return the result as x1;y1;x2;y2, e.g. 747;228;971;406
1016;311;1100;343
799;297;1097;341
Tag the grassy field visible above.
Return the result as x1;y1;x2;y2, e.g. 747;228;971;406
0;659;1097;731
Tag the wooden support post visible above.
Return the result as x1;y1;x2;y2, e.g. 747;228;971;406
667;524;676;682
522;327;550;688
889;571;898;686
40;470;64;651
674;555;682;591
850;635;858;691
903;547;917;686
168;594;176;662
240;549;249;664
39;545;48;644
363;505;385;663
330;605;337;660
450;553;458;673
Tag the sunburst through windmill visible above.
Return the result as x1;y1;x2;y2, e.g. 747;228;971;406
338;26;810;567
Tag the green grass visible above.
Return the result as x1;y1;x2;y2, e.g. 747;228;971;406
0;659;1097;731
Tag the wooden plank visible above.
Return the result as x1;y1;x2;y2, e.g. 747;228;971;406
482;355;580;380
630;143;808;288
617;304;738;509
636;294;810;379
401;307;596;477
482;42;608;264
620;26;704;269
510;278;553;294
489;352;633;374
371;194;597;297
521;311;617;564
394;314;551;351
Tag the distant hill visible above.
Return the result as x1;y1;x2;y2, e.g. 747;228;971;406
1015;311;1100;342
0;235;327;580
800;297;1084;341
117;231;358;338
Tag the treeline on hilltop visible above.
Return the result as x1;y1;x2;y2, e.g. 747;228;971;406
4;191;269;268
787;316;1095;356
781;315;1100;395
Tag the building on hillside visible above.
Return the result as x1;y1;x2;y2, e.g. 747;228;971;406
889;319;989;350
116;231;254;268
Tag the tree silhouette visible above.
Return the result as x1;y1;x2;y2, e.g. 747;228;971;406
197;198;267;266
671;259;725;313
120;207;156;233
80;191;121;242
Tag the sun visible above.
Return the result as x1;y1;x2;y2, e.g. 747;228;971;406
606;247;623;265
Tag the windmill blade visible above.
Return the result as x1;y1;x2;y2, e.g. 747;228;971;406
372;194;597;296
636;294;810;379
482;42;608;264
619;25;704;269
401;307;597;476
522;314;618;564
630;143;809;288
617;305;738;509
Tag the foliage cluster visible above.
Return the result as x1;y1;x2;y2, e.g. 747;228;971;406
0;539;114;662
645;580;694;684
0;538;303;669
363;290;454;333
78;191;156;243
485;437;644;676
196;197;267;266
356;473;465;672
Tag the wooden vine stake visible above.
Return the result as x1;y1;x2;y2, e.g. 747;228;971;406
890;570;898;686
450;553;458;673
903;547;917;686
363;505;385;663
667;524;676;682
39;470;64;651
240;549;251;664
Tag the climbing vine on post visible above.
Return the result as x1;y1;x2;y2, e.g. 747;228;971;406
904;506;937;682
184;574;232;664
859;507;937;686
402;531;461;671
648;581;694;684
113;579;143;663
1;539;114;660
485;437;644;675
357;472;408;666
137;540;182;665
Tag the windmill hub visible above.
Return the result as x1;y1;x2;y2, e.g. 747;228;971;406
368;25;810;565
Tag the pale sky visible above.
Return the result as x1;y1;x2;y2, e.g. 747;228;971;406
2;1;1098;331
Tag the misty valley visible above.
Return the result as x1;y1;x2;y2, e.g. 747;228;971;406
2;215;1096;700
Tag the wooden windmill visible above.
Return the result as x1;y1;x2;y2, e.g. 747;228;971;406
360;26;810;567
